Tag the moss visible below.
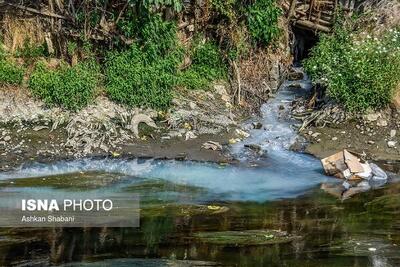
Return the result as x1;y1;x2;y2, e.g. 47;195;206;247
123;179;206;194
365;193;400;213
0;172;121;190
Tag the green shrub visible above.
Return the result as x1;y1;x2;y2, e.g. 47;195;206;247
139;15;180;61
142;0;183;12
211;0;238;22
29;61;99;110
105;15;182;109
304;27;400;111
0;59;24;85
178;69;212;90
191;42;227;80
0;43;25;85
179;41;227;90
105;45;180;109
15;41;48;60
247;0;281;46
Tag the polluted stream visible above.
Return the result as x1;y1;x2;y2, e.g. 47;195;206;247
0;73;400;266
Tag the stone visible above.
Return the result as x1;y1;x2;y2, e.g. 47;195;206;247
187;24;195;32
33;126;49;131
214;85;228;96
244;144;262;153
311;132;321;138
364;112;380;122
377;119;388;127
185;131;197;140
387;141;397;148
390;129;396;138
202;141;222;151
287;71;304;81
332;137;338;141
368;140;375;144
235;129;250;138
252;122;262;129
3;136;11;142
189;102;197;110
229;138;240;144
288;83;302;89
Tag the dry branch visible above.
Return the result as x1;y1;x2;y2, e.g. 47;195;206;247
6;3;69;20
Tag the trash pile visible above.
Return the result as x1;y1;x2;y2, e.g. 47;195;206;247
321;150;388;199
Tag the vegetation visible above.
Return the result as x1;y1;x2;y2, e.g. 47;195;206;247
179;41;227;90
28;60;100;110
0;0;284;110
210;0;281;56
15;41;48;62
0;59;24;86
247;0;282;46
105;15;181;109
0;47;24;85
305;26;400;111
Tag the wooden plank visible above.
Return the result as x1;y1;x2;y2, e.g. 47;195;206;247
294;19;331;32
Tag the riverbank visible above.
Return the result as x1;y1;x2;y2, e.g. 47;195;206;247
297;106;400;164
3;70;400;172
0;83;247;171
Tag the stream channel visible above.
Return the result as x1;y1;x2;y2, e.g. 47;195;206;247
0;72;399;266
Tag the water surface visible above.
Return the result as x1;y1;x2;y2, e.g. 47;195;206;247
1;71;399;266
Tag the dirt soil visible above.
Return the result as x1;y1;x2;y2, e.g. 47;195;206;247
301;113;400;162
0;127;233;171
0;85;241;171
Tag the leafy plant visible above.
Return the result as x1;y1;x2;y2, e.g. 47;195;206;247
0;59;24;85
15;41;48;59
142;0;183;12
304;26;400;111
0;46;24;85
179;41;227;90
139;15;179;60
105;15;182;109
247;0;282;46
211;0;238;22
29;60;100;110
67;41;78;57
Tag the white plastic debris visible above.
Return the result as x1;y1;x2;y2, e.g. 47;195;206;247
356;163;373;180
370;163;388;180
342;181;352;190
357;181;371;189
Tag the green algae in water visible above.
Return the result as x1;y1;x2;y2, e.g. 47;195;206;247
123;179;207;194
193;230;300;246
0;171;122;190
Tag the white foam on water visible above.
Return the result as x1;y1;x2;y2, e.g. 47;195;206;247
0;69;329;202
0;158;154;180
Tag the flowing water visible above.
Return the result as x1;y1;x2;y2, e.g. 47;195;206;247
0;73;400;266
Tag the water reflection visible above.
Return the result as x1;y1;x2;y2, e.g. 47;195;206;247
0;178;399;266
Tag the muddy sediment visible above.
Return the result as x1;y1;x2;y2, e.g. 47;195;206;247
0;85;242;171
299;110;400;162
